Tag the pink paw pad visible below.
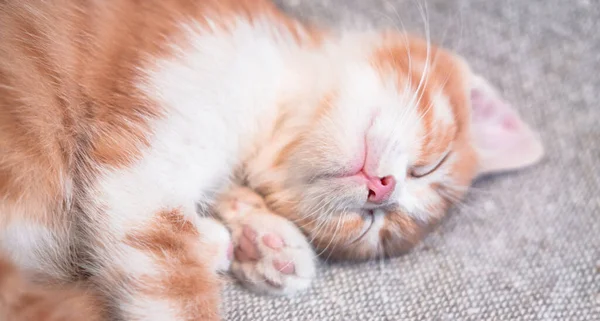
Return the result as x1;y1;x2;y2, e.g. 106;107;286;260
235;226;260;262
273;260;295;274
262;233;284;250
234;226;296;275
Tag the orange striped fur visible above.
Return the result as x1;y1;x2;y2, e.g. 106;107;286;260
0;0;543;318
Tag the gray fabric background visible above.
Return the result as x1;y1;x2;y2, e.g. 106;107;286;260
223;1;600;320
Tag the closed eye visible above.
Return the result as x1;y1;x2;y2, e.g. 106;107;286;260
409;151;451;178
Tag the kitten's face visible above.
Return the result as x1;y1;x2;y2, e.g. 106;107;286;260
253;34;542;260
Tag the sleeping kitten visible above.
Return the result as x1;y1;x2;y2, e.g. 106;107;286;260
0;0;542;320
215;73;544;295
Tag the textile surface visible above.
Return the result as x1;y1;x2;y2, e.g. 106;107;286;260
223;1;600;320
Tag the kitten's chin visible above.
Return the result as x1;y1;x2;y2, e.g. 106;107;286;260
301;207;436;261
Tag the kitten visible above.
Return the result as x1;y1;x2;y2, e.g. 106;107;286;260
0;0;543;320
215;73;545;295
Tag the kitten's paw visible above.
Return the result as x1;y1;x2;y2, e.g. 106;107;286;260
195;217;233;273
220;192;316;296
232;218;316;296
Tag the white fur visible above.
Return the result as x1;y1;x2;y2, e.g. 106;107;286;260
432;90;455;125
123;298;181;321
0;224;58;273
195;217;233;272
85;18;306;318
113;243;161;279
94;19;297;241
364;209;387;247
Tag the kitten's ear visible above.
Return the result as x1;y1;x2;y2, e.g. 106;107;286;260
469;75;544;175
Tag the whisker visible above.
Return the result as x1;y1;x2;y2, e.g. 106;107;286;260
408;0;432;119
381;0;434;161
316;208;345;259
323;210;349;262
437;188;482;214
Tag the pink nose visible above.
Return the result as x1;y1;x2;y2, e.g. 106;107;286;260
366;175;396;203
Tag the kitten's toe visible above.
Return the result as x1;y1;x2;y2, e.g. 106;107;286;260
262;233;284;250
235;226;260;261
230;216;316;296
273;259;295;274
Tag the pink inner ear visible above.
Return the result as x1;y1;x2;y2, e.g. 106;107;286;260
469;77;544;174
471;88;523;149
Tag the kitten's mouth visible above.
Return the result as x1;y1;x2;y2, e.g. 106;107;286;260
348;210;375;244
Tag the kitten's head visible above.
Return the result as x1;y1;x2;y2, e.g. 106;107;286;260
246;33;543;260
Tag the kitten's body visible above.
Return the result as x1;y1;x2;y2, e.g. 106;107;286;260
0;256;105;321
0;1;299;318
0;0;543;320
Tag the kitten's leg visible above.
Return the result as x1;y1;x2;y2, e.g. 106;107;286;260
215;186;316;296
0;255;105;321
92;207;232;321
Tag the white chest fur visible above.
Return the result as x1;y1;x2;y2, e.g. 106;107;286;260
95;20;301;233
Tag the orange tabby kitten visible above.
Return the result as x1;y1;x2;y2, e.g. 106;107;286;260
0;0;542;319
